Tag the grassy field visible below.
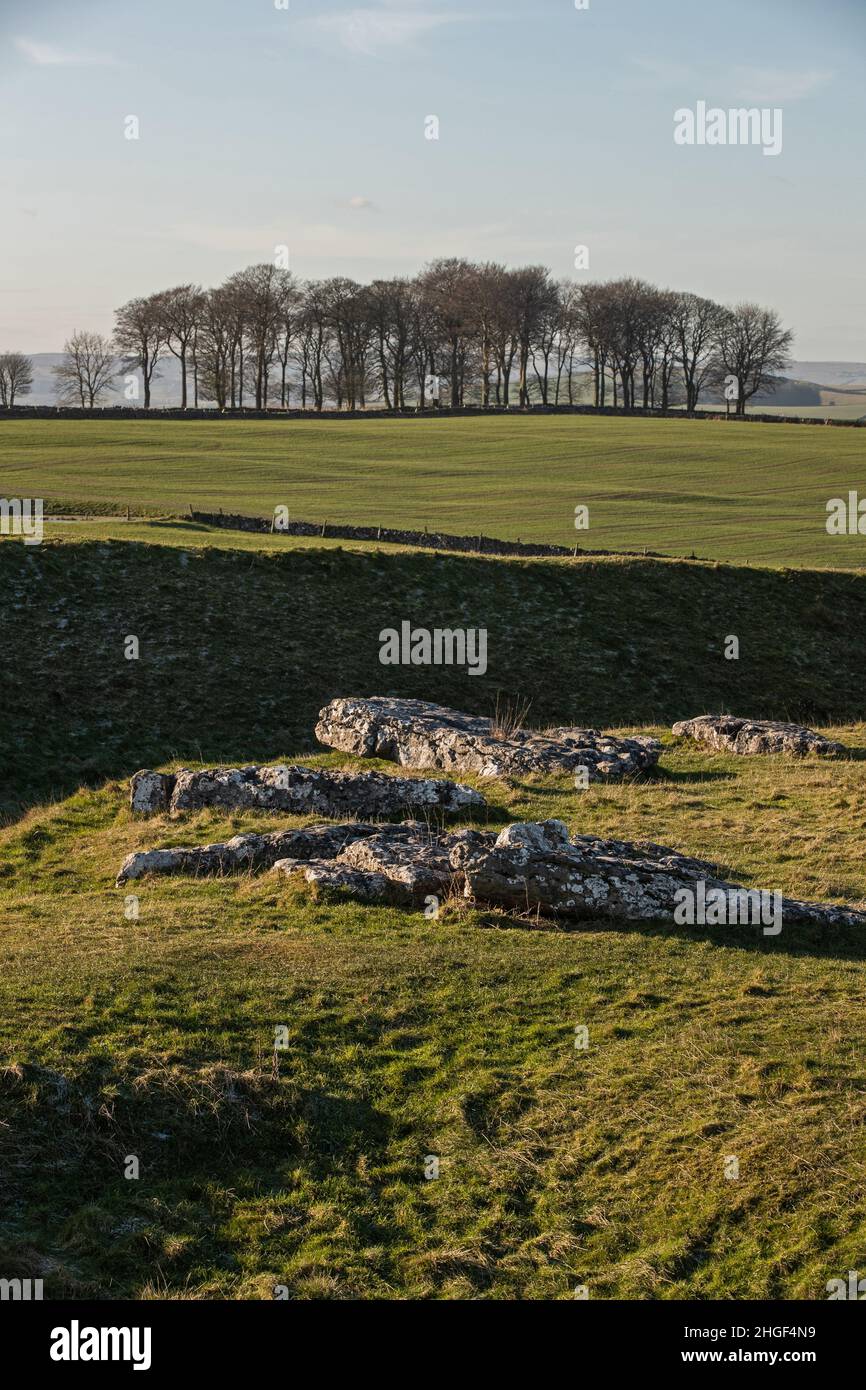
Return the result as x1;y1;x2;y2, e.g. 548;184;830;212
709;402;866;421
2;735;866;1300
4;414;866;1301
2;413;865;567
3;522;866;820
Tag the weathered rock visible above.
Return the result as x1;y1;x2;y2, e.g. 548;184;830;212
457;820;866;926
457;819;726;921
116;822;377;884
672;715;846;757
129;763;485;817
118;813;866;930
282;860;399;903
315;697;661;781
276;818;866;929
130;771;174;815
274;823;496;905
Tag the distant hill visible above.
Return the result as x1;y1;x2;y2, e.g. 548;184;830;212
784;362;866;388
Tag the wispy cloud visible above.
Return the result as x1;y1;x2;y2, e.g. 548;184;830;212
173;216;560;265
14;36;119;67
304;4;468;57
624;56;696;89
625;55;834;103
730;67;834;103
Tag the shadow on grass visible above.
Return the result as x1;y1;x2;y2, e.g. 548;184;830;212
3;536;866;823
0;1058;391;1297
647;767;737;785
506;769;737;799
466;906;866;961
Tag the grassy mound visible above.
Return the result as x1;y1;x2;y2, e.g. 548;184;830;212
2;739;866;1299
4;521;866;1300
2;524;865;820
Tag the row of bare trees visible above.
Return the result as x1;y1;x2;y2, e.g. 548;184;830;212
4;262;795;415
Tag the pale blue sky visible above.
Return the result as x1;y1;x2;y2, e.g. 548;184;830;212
1;0;863;356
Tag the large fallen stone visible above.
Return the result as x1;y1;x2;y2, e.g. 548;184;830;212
672;715;846;757
274;818;866;929
117;812;866;929
129;763;485;817
116;822;378;884
459;820;866;926
274;824;495;906
315;697;661;781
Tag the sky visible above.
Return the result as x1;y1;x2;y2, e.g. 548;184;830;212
1;0;864;358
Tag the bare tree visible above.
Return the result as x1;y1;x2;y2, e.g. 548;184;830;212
418;259;478;407
368;278;416;410
0;352;35;407
319;277;373;409
576;283;611;407
598;277;655;409
528;276;563;405
672;292;726;413
224;264;298;409
545;280;579;404
275;277;303;408
488;269;522;406
194;287;235;409
114;294;166;408
158;284;205;408
651;291;680;412
409;289;440;408
467;262;506;407
714;303;793;416
632;285;672;409
53;332;116;407
294;282;329;410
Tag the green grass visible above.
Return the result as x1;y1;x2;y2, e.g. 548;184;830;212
2;413;865;566
4;525;866;820
2;737;866;1300
3;449;866;1299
